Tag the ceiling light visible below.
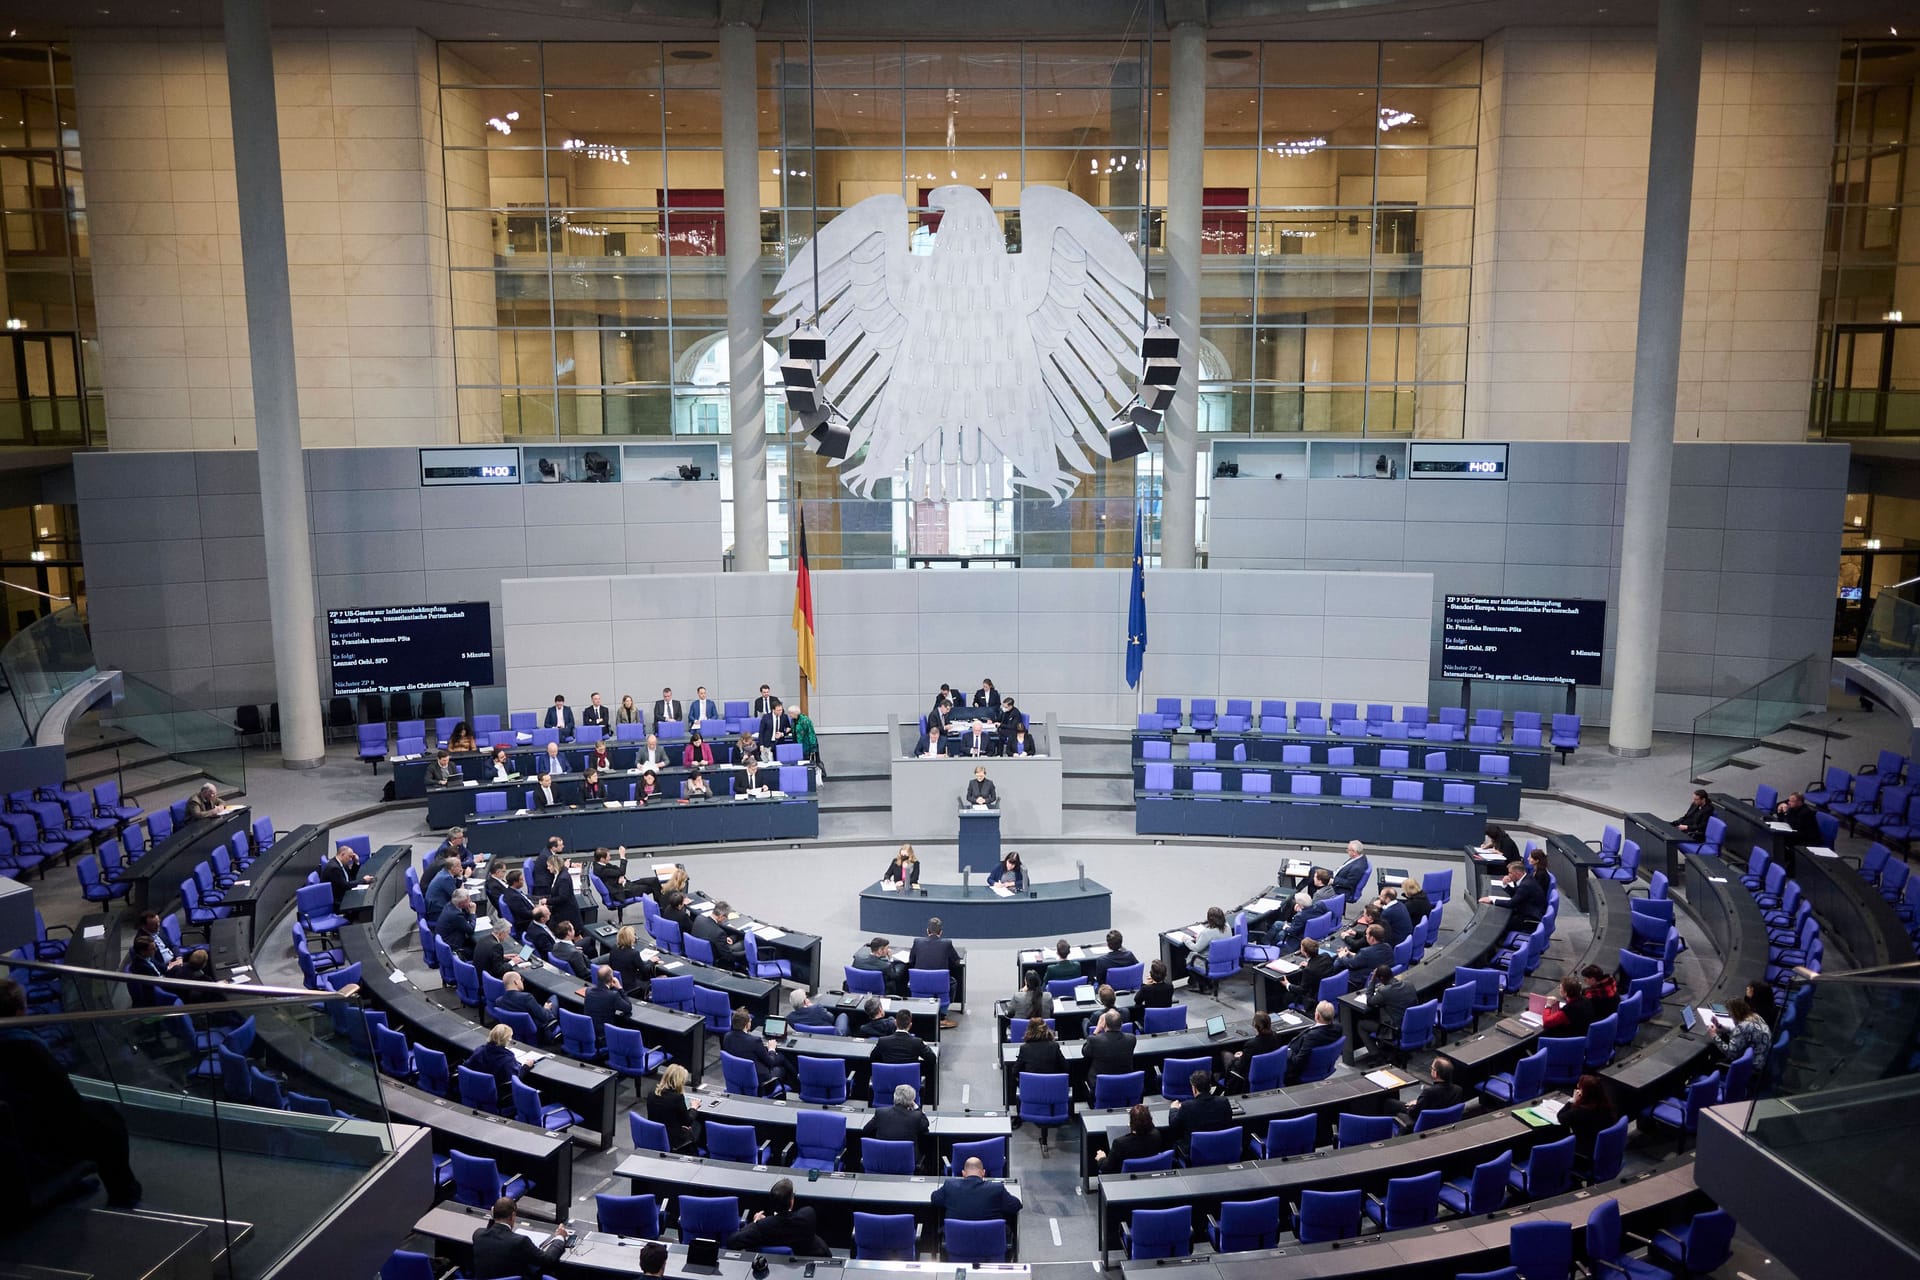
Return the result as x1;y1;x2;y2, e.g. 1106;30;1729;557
1378;106;1415;132
29;551;45;563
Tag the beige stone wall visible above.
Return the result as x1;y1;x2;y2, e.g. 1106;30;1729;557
1465;25;1833;441
73;26;457;450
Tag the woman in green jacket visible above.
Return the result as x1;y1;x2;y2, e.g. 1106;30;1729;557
793;711;824;779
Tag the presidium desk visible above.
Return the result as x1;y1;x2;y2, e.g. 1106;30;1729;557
859;878;1111;940
465;792;819;857
887;713;1064;840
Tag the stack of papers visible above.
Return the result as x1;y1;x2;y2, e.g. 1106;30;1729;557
1519;1010;1543;1027
1246;897;1286;914
1264;958;1301;974
82;924;105;940
1365;1069;1409;1089
752;925;786;941
1806;847;1840;859
1532;1099;1567;1123
1283;859;1315;878
989;883;1015;898
1767;821;1793;832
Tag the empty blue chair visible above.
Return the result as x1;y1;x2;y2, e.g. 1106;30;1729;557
1584;1200;1668;1280
1142;739;1172;760
1186;1127;1242;1167
1481;1046;1548;1106
1160;1053;1211;1100
628;1114;672;1153
1443;781;1476;806
1550;713;1581;760
870;1060;921;1101
1643;1071;1722;1153
798;1055;852;1104
1121;1149;1175;1173
1207;1197;1281;1253
1189;741;1217;762
1142;1004;1189;1034
606;1024;667;1078
1122;1206;1192;1259
1018;1072;1070;1146
1241;772;1272;796
449;1150;525;1207
944;1218;1007;1264
1250;1113;1316;1159
414;1045;450;1097
1294;1188;1364;1243
1143;762;1175;792
1510;1220;1574;1280
596;1192;661;1238
1509;1133;1576;1200
1581;1114;1631;1185
1289;774;1322;797
1439;1150;1512;1216
1094;1070;1145;1110
1362;1169;1443;1230
706;1119;771;1165
861;1137;916;1174
722;1049;781;1097
853;1211;917;1261
1541;1035;1586;1088
678;1195;742;1244
1337;1113;1395;1148
1647;1208;1738;1275
512;1077;581;1132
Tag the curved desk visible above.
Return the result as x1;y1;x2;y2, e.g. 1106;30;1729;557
1135;788;1484;846
1142;730;1554;790
469;793;818;857
1132;759;1523;819
858;879;1111;940
121;806;251;914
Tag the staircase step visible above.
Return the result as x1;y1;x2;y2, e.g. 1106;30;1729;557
1754;738;1807;755
1720;757;1764;771
1785;721;1851;740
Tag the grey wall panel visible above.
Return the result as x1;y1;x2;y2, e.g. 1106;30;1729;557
1505;481;1619;526
82;539;206;588
524;482;624;529
1401;521;1506;564
420;485;525;530
1304;519;1403;562
1664;526;1727;571
1660;609;1720;655
1669;443;1731;485
194;451;263;495
1219;613;1319;656
1724;487;1838;532
1405;480;1508;523
610;573;716;621
312;488;424;535
1502;564;1611;598
316;571;428;610
199;496;265;539
216;662;276;704
83;494;205;544
1404;560;1505;599
75;451;197;499
1727;443;1848;489
423;525;525;572
88;582;209;632
202;536;268;581
1718;530;1835;578
307;447;419;491
1327;573;1430;620
209;620;275;667
96;624;214;674
316;530;424;576
1306;478;1407;521
1327;614;1429;660
1504;522;1615;567
205;579;270;624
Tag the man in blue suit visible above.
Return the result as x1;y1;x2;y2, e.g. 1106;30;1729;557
931;1157;1021;1227
688;686;719;724
544;694;575;742
1330;840;1371;903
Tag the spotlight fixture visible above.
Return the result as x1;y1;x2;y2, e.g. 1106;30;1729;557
784;329;849;459
1106;323;1183;462
1107;417;1149;461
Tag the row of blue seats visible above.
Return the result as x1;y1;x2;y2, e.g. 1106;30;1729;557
0;778;146;879
359;705;783;756
1142;764;1493;801
1138;699;1581;747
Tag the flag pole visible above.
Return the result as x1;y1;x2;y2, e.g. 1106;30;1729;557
794;486;814;718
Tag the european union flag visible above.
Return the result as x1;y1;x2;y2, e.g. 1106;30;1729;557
1126;502;1147;689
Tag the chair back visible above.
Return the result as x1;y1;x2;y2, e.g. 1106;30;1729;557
1187;1127;1241;1166
860;1138;915;1174
1120;1149;1175;1173
1018;1071;1070;1124
1336;1112;1395;1147
870;1060;921;1100
1159;1054;1211;1100
457;1066;499;1114
449;1151;506;1207
1142;1004;1188;1034
628;1114;671;1152
944;1219;1007;1265
1510;1220;1574;1279
1295;1188;1363;1243
596;1193;661;1238
1093;1071;1146;1109
1519;1134;1576;1197
797;1054;849;1104
678;1195;742;1245
949;1136;1007;1177
1298;1037;1345;1083
720;1050;761;1096
1126;1206;1192;1259
852;1212;917;1262
1259;1114;1316;1158
1588;1115;1630;1183
1413;1102;1466;1132
1211;1197;1280;1252
1380;1169;1444;1228
1245;1046;1288;1093
705;1120;762;1164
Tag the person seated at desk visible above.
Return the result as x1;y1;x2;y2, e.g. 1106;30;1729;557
1542;974;1594;1036
657;887;697;936
1186;906;1231;979
1772;792;1821;870
1008;970;1052;1020
133;911;184;971
498;869;536;933
637;734;672;772
528;772;560;809
932;1157;1022;1227
544;693;575;742
1563;1073;1617;1164
735;729;766;763
647;1062;703;1151
1479;859;1546;932
320;843;372;909
857;995;899;1037
1714;996;1773;1074
682;730;714;769
1360;964;1417;1063
1081;1009;1137;1095
426;748;457;786
1167;1068;1232;1160
1002;723;1034;757
973;677;999;708
856;940;906;997
1221;1010;1282;1092
1674;788;1715;837
481;860;511;915
486;746;514;782
917;721;948;757
176;948;223;1004
1528;847;1555;895
466;1022;521;1109
1377;887;1414;946
687;687;718;724
656;866;690;906
1393;1056;1466;1130
652;688;685;732
870;1011;938;1074
585;740;614;774
581;966;632;1037
1479;823;1520;860
616;694;642;726
637;771;662;804
437;890;478;960
591;845;628;891
1097;1103;1168;1173
1129;960;1175;1024
683;769;714;801
725;1177;830;1257
1746;980;1779;1032
578;768;607;803
524;903;558;957
1285;1001;1342;1083
1033;939;1075;984
1015;1020;1070;1148
987;850;1027;893
447;721;477;753
1334;900;1383;953
495;970;558;1042
1581;964;1620;1018
186;782;227;819
549;921;592;980
1271;869;1342;948
1329;839;1371;902
1337;923;1393;975
965;764;999;808
474;921;521;981
883;844;920;890
906;919;961;1028
789;989;841;1032
691;900;746;969
606;924;665;995
1399;877;1434;931
872;1083;932;1167
1280;935;1337;1009
473;1195;568;1280
537;740;566;778
434;826;474;872
722;1006;791;1090
0;978;145;1206
1091;930;1137;985
740;750;771;797
125;935;168;1007
582;691;610;732
760;698;795;746
960;720;995;757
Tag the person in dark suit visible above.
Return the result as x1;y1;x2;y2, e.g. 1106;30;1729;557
1286;1001;1343;1084
1398;877;1434;931
605;925;664;996
690;902;746;970
1129;959;1176;1023
548;921;591;980
433;825;474;871
499;870;536;933
1002;724;1034;757
965;765;998;807
853;937;907;995
1221;1010;1284;1092
1013;1020;1068;1147
1333;899;1380;953
987;851;1026;892
653;689;686;730
482;862;512;916
319;844;369;909
931;1157;1022;1226
725;1178;830;1256
658;889;696;935
871;1082;932;1168
752;685;777;717
856;996;898;1038
494;971;557;1041
870;1019;937;1076
759;700;795;745
466;1023;521;1107
473;923;519;981
125;935;169;1007
436;890;477;959
1282;935;1339;1009
1167;1068;1233;1159
424;856;463;920
1392;1056;1467;1129
578;768;606;802
544;694;575;742
1080;1010;1137;1092
1097;1104;1169;1172
722;1007;790;1089
426;749;457;786
973;678;998;708
1329;840;1370;902
906;917;961;1028
523;905;557;958
527;773;560;810
471;1196;568;1280
961;721;994;757
788;989;840;1031
538;852;586;935
1562;1073;1618;1165
1377;889;1414;946
646;1063;702;1151
1673;788;1714;837
1091;931;1137;984
0;978;144;1203
581;692;611;731
582;966;632;1036
1338;924;1393;976
1273;870;1344;948
1479;824;1521;860
883;845;921;889
996;697;1023;740
1360;965;1418;1061
1480;859;1546;932
486;746;514;782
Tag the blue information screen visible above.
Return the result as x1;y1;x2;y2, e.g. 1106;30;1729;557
328;602;495;695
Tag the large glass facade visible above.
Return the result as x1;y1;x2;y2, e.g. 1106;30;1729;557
1815;41;1920;437
440;38;1477;565
0;43;99;447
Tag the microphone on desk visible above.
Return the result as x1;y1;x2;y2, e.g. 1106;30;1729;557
962;870;971;891
1077;860;1085;886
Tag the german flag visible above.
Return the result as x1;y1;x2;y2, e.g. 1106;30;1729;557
792;507;817;687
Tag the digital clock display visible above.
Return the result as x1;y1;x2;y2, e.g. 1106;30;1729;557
419;448;523;486
1408;443;1509;480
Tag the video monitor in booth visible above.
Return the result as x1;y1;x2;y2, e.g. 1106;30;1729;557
1441;595;1606;686
327;602;495;696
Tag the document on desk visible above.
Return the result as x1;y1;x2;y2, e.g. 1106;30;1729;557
1806;847;1839;859
989;883;1015;898
690;900;715;913
752;925;786;941
1263;958;1301;975
1163;929;1194;945
463;780;478;787
82;924;105;940
1283;859;1315;878
1531;1099;1567;1124
390;968;409;983
1365;1069;1411;1089
1246;897;1286;914
1767;821;1793;832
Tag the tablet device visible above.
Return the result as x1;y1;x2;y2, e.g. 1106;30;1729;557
1681;1006;1697;1031
685;1238;721;1272
1205;1014;1228;1037
763;1016;787;1038
518;943;537;961
1074;984;1096;1002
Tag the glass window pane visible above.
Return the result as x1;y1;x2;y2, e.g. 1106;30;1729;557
902;43;1024;87
543;43;664;87
904;89;1021;148
662;45;723;87
664;90;723;142
808;43;906;87
543;89;664;149
1381;43;1480;85
441;43;542;85
1263;43;1378;86
815;88;904;143
1206;44;1262;86
1260;88;1377;145
1026;45;1145;89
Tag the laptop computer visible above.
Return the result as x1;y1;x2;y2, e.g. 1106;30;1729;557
684;1238;721;1273
762;1015;787;1038
1205;1014;1228;1038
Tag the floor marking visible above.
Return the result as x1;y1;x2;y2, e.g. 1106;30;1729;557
1050;1217;1062;1247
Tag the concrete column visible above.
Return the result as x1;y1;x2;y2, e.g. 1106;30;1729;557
223;0;324;769
1609;0;1702;757
721;22;769;573
1159;20;1205;569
